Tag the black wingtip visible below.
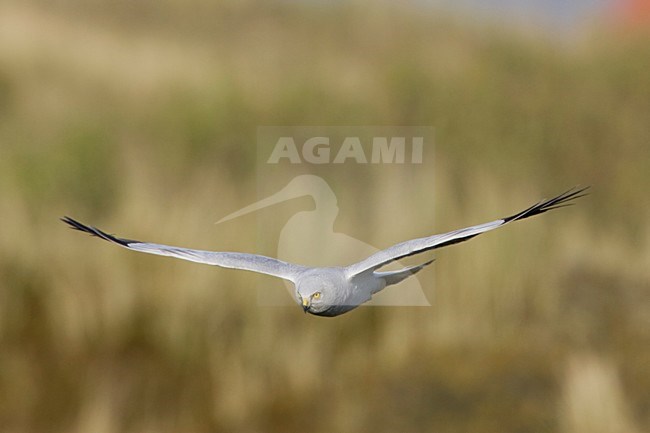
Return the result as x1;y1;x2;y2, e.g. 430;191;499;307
503;186;590;224
61;216;138;247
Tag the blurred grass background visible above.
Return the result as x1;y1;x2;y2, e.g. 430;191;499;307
1;1;649;432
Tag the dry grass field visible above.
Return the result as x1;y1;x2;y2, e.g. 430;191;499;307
1;1;649;432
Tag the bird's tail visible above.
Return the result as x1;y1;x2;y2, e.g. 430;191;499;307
374;259;435;288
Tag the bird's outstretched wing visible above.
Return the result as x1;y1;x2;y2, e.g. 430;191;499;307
61;217;307;282
345;187;588;279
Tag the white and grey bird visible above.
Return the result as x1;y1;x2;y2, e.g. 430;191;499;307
61;187;587;317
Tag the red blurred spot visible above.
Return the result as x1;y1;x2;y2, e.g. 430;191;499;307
615;0;650;27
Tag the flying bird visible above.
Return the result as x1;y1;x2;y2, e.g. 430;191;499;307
216;175;430;306
61;187;587;317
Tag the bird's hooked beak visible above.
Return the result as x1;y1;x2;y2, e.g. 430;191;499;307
301;296;310;313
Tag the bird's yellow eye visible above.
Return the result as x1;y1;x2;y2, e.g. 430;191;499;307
313;292;321;299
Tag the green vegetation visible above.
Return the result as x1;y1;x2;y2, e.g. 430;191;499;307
1;1;649;432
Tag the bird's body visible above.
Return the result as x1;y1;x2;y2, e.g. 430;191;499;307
62;187;587;317
216;175;430;306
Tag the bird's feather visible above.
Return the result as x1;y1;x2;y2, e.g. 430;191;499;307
60;216;307;282
344;187;588;278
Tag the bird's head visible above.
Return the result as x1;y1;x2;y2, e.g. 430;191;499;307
296;274;337;315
